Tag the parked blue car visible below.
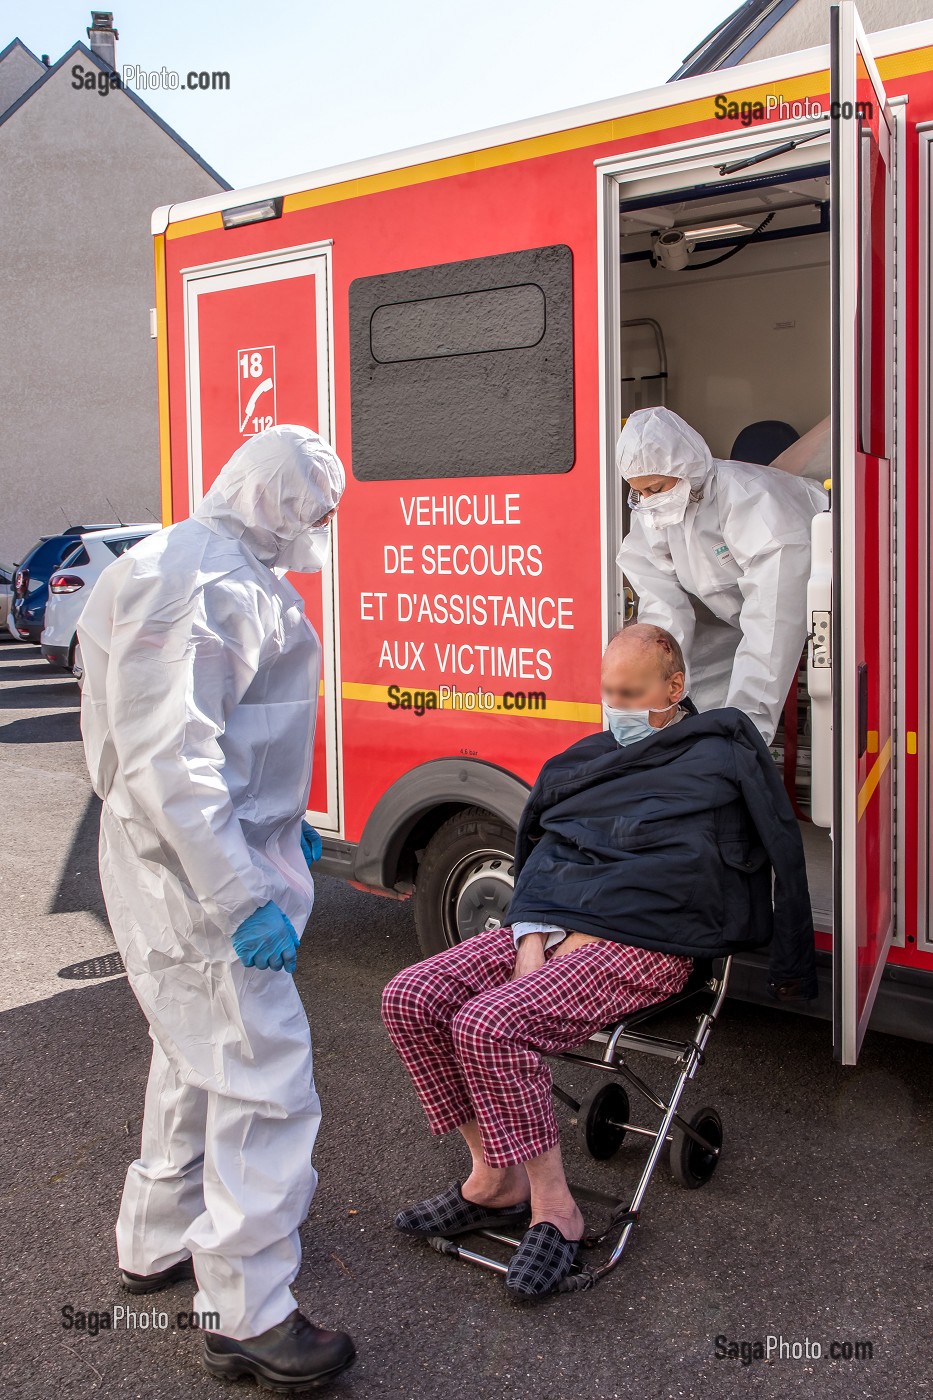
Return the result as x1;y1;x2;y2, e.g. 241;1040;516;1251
9;526;118;643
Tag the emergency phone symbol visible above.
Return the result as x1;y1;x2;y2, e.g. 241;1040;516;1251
237;346;277;436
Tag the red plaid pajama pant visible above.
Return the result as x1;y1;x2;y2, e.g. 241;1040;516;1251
381;927;693;1169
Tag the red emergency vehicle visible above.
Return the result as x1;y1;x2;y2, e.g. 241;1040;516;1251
151;2;933;1063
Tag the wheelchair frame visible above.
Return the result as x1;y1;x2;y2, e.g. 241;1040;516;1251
425;955;733;1292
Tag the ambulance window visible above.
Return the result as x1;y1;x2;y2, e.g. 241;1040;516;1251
857;104;892;459
370;285;545;363
349;244;574;480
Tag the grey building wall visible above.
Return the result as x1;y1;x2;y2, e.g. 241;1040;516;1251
738;0;933;63
0;40;44;115
0;44;226;566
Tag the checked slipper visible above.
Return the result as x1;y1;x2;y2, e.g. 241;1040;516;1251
394;1180;531;1238
505;1222;581;1300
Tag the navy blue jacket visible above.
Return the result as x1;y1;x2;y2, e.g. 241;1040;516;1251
505;703;817;999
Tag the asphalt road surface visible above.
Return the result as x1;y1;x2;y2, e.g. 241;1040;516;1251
1;636;931;1400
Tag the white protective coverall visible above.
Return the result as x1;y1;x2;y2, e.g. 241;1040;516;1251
616;407;827;744
78;425;345;1341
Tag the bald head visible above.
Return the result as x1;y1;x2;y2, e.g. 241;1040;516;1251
601;624;686;720
604;624;684;679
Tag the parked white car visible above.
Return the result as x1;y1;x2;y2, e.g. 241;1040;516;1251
41;525;160;680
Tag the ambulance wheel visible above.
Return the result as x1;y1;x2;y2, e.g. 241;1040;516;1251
414;807;516;956
669;1107;722;1189
577;1083;630;1160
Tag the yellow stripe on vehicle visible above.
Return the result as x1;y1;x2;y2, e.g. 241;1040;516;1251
165;85;792;237
857;736;893;823
162;46;933;241
340;680;600;724
153;234;173;526
165;211;225;239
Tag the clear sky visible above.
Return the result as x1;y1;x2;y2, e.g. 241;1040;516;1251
13;0;739;189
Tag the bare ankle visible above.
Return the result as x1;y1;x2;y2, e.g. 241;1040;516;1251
461;1163;529;1207
530;1198;584;1241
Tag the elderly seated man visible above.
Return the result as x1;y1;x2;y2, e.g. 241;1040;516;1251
381;623;816;1301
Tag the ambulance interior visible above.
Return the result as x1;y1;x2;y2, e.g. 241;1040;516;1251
614;159;832;929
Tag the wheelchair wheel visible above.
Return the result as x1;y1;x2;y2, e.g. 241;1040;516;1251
577;1083;630;1160
669;1106;722;1188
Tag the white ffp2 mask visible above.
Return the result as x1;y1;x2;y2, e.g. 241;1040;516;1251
603;699;679;746
628;477;691;530
274;523;332;575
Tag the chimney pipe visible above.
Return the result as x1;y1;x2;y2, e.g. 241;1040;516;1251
41;54;50;67
87;11;119;71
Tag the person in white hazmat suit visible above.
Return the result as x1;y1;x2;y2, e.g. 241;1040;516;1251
615;407;827;745
77;425;356;1392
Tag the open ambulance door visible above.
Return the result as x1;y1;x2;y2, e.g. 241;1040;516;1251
820;1;896;1062
181;244;341;835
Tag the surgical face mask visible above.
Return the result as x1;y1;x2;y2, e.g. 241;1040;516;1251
628;476;691;530
603;699;679;746
273;523;332;575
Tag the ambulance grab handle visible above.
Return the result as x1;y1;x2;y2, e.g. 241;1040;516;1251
807;509;833;830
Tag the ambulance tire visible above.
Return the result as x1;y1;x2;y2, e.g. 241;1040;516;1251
413;807;517;957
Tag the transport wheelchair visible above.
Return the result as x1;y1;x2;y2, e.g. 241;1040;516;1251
424;954;732;1292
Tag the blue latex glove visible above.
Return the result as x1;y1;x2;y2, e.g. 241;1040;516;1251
300;820;322;868
232;901;300;973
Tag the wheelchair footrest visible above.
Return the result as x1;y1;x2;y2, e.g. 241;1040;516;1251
557;1267;599;1293
427;1235;462;1257
582;1207;639;1249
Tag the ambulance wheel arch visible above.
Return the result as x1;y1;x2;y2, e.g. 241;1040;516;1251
350;759;529;954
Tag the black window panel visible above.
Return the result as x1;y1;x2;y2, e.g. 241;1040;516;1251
106;535;147;557
349;244;574;480
370;284;546;363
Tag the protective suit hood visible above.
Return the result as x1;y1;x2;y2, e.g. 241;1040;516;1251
616;407;713;492
192;424;345;573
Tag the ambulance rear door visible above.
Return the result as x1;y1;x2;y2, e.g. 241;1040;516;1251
827;0;896;1063
181;243;341;834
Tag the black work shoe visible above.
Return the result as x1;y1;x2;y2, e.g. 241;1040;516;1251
394;1180;531;1238
202;1309;356;1392
505;1222;581;1301
120;1255;196;1295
